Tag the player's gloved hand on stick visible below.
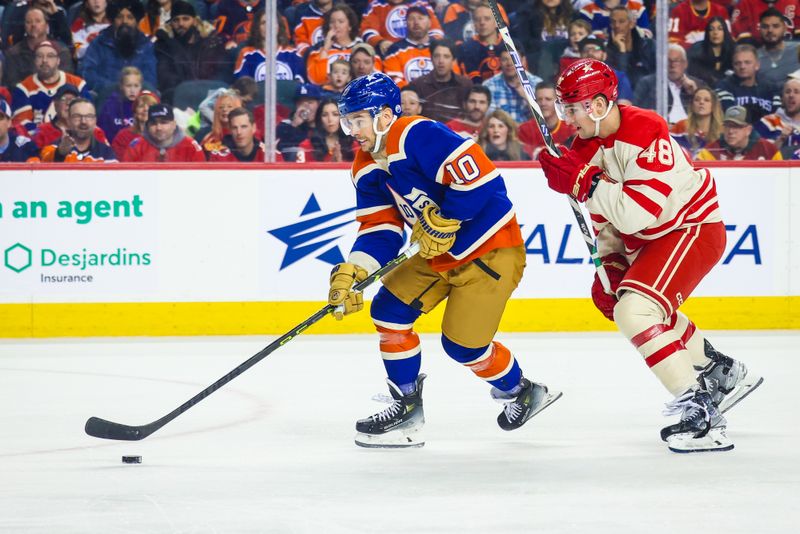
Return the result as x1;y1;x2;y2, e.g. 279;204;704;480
328;263;368;320
591;253;628;320
539;147;604;202
411;204;462;259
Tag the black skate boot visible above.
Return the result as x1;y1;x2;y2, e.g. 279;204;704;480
660;387;733;453
354;374;426;448
492;378;562;431
698;339;763;414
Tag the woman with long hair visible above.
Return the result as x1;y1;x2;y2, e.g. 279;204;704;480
479;109;530;161
197;90;243;153
670;86;724;157
297;98;358;162
111;90;160;159
688;17;735;86
139;0;172;37
305;4;362;85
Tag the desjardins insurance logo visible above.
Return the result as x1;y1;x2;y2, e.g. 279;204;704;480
3;242;152;279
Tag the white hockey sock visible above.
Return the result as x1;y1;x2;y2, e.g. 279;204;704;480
670;311;710;369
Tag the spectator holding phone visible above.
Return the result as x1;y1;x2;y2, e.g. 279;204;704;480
276;83;321;162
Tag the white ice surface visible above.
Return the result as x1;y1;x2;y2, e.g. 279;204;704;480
0;332;797;534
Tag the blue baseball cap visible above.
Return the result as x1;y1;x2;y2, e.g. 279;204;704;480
295;83;322;101
0;97;11;118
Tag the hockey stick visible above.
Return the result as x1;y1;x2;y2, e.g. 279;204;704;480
85;243;421;441
486;0;611;293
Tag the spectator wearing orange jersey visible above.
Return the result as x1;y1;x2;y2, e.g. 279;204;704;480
292;0;334;52
40;98;118;162
306;4;367;85
360;0;444;56
383;6;434;87
215;0;264;43
458;3;503;83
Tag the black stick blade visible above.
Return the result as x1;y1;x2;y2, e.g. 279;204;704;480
85;417;148;441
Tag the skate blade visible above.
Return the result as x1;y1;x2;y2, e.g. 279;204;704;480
530;390;563;419
667;427;734;453
718;375;764;414
354;430;425;449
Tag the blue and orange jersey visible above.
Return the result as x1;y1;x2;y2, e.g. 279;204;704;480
360;0;444;48
458;36;503;83
382;38;433;87
348;116;522;273
12;72;90;132
215;0;264;40
234;46;307;82
579;0;650;38
292;1;326;51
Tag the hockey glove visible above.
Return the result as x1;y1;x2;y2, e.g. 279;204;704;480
328;263;369;320
411;204;462;259
539;148;603;202
591;253;629;321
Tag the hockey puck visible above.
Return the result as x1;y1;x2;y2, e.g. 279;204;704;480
121;455;142;464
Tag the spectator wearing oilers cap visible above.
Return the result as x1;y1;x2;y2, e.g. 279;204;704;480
0;98;40;162
538;58;759;453
81;0;157;93
122;103;205;162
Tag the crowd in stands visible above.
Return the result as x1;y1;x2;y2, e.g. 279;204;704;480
1;0;800;163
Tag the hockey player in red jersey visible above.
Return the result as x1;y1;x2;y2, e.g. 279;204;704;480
538;59;763;453
330;73;561;448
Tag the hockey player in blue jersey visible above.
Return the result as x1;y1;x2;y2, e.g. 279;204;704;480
329;73;562;448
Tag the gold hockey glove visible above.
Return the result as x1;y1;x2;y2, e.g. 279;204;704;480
411;205;462;259
328;263;369;320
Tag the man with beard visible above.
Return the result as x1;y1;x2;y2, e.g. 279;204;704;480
155;1;229;104
207;107;265;162
12;40;90;134
123;103;205;162
33;84;109;148
755;9;800;88
40;98;118;162
445;85;491;140
80;0;157;93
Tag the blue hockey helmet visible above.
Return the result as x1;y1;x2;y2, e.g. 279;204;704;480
338;72;402;119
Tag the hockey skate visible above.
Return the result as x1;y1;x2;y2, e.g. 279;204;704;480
354;374;426;449
492;378;562;431
698;340;763;414
660;387;733;453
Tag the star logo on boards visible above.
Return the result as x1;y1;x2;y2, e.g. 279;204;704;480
267;194;357;270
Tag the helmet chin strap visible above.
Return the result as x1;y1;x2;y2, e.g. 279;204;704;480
371;113;397;154
590;100;615;137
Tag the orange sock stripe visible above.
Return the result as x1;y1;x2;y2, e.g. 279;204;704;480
467;342;513;379
377;326;420;354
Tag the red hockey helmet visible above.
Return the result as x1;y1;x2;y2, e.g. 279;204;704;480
556;59;619;105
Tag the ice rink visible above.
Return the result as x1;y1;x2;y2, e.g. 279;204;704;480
0;331;797;533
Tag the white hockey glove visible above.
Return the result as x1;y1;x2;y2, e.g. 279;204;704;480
328;263;369;320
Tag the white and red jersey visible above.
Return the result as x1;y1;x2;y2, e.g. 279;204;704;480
571;106;722;257
732;0;800;42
